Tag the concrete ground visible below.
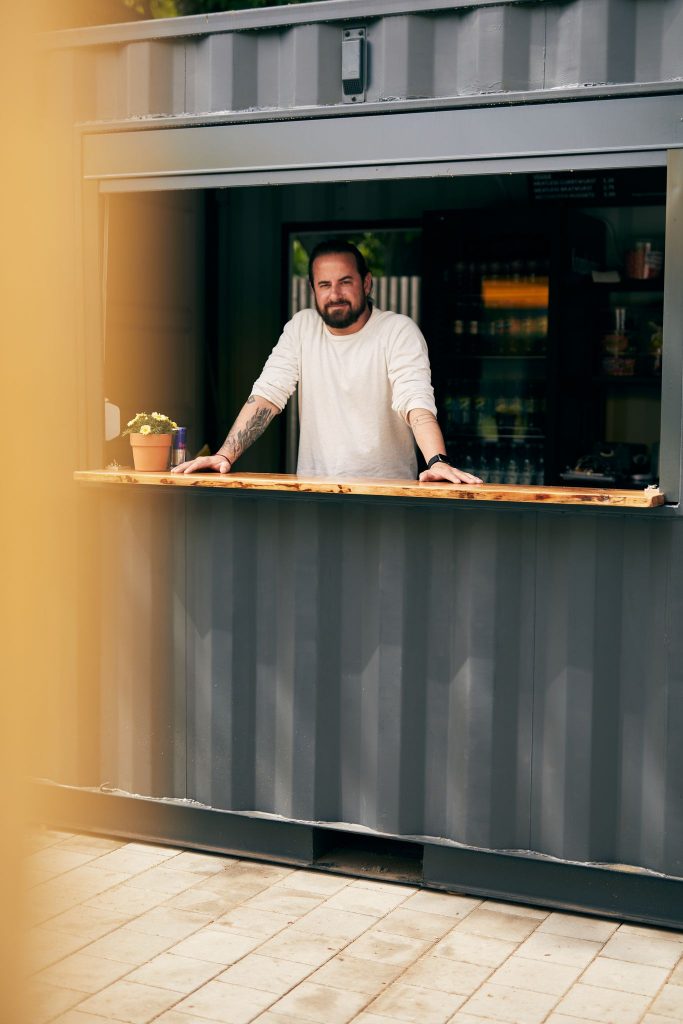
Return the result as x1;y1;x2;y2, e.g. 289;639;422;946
26;828;683;1024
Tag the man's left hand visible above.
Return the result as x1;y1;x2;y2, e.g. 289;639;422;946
419;464;483;484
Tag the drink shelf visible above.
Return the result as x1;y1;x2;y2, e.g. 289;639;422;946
592;279;663;293
592;375;662;386
448;353;548;361
446;433;546;443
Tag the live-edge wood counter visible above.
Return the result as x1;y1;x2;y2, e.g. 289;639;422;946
74;469;665;508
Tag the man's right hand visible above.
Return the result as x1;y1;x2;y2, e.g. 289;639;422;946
174;395;277;475
171;454;231;475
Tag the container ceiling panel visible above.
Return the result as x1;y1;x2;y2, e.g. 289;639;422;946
48;0;683;127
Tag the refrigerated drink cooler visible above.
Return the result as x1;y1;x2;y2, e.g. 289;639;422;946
421;207;662;488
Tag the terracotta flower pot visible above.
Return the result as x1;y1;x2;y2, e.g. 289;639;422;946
130;432;172;471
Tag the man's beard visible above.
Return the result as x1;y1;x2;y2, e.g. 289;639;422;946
316;294;368;330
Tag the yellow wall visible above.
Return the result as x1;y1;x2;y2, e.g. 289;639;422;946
0;5;95;1019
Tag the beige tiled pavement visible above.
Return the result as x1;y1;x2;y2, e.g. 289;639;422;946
24;828;683;1024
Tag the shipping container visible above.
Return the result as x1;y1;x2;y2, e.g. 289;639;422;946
38;0;683;926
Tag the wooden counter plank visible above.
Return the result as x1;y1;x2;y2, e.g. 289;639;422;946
73;470;665;508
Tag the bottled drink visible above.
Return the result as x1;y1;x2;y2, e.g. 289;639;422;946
520;456;533;486
509;316;522;354
495;388;516;439
452;317;465;355
509;391;523;436
472;392;486;435
456;388;472;431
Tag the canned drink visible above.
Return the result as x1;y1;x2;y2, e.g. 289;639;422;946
172;427;187;467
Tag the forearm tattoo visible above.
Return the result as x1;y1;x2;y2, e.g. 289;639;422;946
219;403;274;462
410;411;437;427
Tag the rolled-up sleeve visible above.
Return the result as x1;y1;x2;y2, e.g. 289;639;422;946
386;316;437;421
251;318;301;411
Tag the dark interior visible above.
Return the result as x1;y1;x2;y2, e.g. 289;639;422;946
103;166;665;488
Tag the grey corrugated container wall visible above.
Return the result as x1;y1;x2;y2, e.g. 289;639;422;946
50;0;683;124
92;490;682;881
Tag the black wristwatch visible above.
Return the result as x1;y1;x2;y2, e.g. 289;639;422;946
426;453;451;470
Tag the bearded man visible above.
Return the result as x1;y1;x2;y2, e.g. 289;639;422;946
173;239;480;484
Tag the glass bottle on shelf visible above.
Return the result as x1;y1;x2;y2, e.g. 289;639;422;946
509;315;523;355
475;445;490;482
509;388;523;437
472;391;486;435
468;318;480;355
519;455;534;486
456;384;472;433
506;455;519;484
535;455;545;486
489;456;503;484
452;259;467;354
601;306;635;377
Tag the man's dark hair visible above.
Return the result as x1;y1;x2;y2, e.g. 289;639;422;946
307;239;370;286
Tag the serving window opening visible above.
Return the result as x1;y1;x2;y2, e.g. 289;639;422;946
102;165;666;497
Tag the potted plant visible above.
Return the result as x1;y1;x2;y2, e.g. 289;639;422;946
123;411;178;471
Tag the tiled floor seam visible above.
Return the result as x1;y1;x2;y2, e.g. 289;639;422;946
24;847;270;1015
330;904;510;1023
456;977;566;1024
32;848;496;1023
534;959;677;1024
38;962;188;1022
140;872;478;1023
562;938;677;1024
373;930;520;1006
35;869;405;1020
442;921;621;1024
30;850;179;932
30;853;299;975
641;960;678;1022
228;876;478;974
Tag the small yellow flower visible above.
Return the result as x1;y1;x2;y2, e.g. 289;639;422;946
152;412;162;419
140;424;152;435
127;418;136;427
171;421;178;429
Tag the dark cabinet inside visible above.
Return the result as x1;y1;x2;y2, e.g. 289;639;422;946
421;207;606;485
421;199;663;488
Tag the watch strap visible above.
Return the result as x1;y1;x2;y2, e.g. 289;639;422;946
426;453;451;470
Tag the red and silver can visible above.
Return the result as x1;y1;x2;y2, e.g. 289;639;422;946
171;427;187;467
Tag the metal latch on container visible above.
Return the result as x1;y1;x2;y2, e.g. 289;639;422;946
342;28;366;103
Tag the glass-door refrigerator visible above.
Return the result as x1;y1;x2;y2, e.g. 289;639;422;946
421;207;605;485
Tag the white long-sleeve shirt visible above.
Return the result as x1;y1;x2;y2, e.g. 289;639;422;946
251;306;437;479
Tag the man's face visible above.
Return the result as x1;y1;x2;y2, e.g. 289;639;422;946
310;253;372;332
